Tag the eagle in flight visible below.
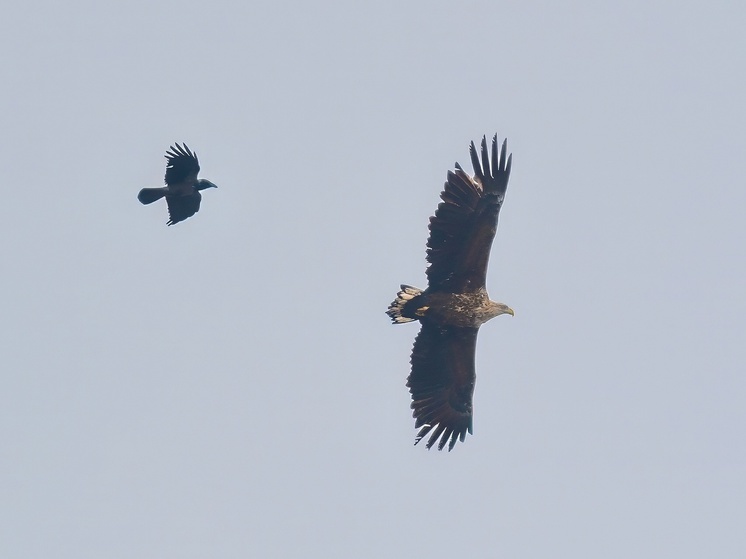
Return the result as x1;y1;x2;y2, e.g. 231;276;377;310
138;143;217;226
386;134;514;451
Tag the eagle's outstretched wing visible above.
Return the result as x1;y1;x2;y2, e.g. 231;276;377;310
165;143;200;187
407;322;479;451
426;135;512;294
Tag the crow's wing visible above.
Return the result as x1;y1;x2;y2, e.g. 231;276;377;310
166;191;202;226
165;143;200;187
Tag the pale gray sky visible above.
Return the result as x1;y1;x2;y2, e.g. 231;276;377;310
2;1;745;557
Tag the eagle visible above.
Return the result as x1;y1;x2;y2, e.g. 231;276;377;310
138;143;218;226
386;134;514;451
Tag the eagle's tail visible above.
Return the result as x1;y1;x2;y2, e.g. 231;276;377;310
386;285;423;324
137;187;168;205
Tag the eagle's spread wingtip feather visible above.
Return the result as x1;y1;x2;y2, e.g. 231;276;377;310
480;136;490;177
469;141;482;181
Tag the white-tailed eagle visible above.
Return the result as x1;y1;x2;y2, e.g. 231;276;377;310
386;134;514;451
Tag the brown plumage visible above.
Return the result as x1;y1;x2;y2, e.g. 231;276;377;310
387;134;514;451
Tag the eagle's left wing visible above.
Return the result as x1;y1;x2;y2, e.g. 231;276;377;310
426;135;512;294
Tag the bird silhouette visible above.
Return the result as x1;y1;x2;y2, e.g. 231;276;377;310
138;143;217;226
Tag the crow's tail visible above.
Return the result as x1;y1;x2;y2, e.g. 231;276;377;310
137;187;168;205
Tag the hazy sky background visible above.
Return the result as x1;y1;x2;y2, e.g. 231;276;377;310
2;1;745;557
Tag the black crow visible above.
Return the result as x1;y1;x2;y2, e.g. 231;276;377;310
138;143;217;226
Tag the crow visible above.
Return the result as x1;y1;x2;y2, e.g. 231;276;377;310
138;143;217;226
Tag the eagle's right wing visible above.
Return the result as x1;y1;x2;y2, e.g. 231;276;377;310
407;321;479;451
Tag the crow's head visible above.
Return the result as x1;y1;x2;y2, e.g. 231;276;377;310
196;179;218;191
